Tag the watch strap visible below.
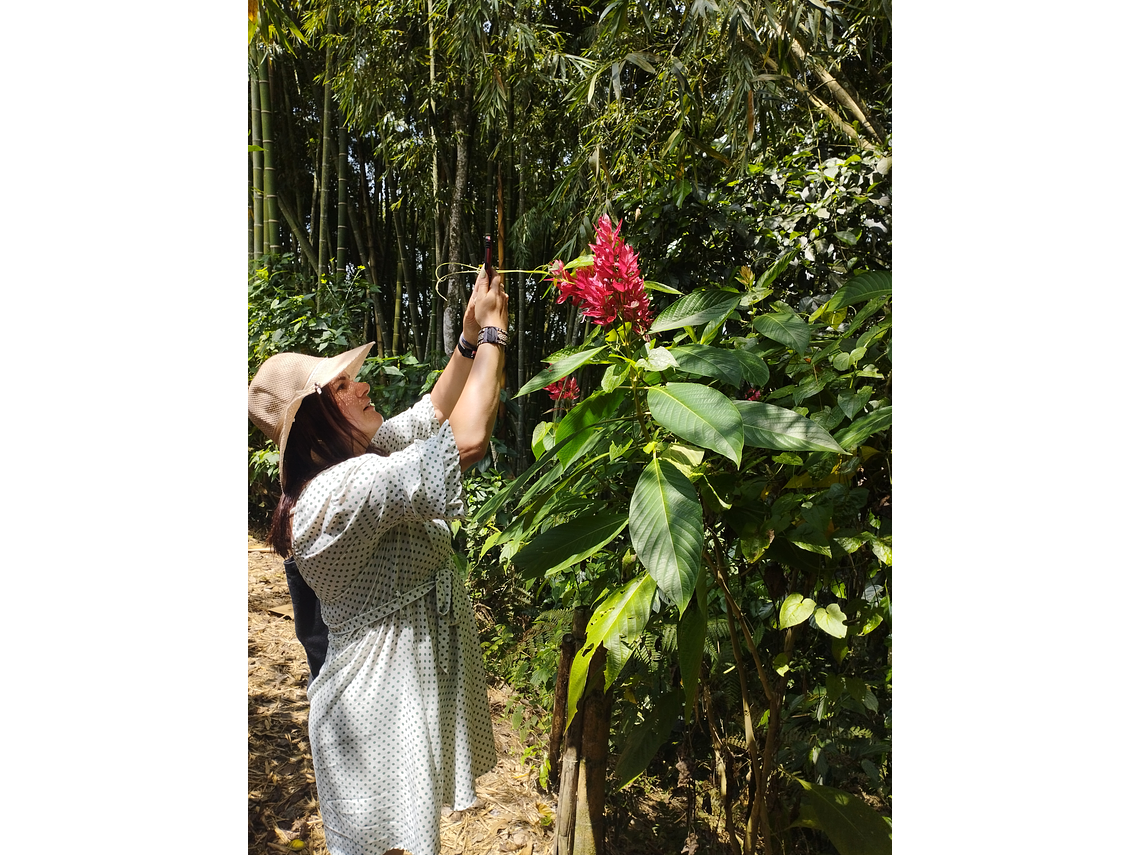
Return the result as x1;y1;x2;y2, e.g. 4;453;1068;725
456;333;477;359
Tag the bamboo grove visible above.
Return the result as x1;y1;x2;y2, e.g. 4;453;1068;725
249;1;891;852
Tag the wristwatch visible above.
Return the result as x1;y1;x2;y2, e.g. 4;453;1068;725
456;333;477;359
477;326;510;348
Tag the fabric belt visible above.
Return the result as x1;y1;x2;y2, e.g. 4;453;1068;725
325;558;461;672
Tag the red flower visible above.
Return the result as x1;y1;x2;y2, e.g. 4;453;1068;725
548;214;655;336
544;376;580;403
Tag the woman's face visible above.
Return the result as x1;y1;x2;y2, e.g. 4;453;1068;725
329;373;384;440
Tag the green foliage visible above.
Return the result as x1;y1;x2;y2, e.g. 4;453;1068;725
467;243;892;852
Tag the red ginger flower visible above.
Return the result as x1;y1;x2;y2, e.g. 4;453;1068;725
544;376;580;403
548;214;654;336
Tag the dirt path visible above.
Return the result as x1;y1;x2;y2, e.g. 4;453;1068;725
248;534;556;855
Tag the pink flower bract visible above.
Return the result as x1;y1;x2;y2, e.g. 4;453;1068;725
544;376;580;403
548;214;654;336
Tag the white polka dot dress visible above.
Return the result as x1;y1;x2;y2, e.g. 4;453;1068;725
292;395;496;855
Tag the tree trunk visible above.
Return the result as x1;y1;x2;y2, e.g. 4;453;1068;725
316;40;335;306
443;88;473;355
277;195;321;276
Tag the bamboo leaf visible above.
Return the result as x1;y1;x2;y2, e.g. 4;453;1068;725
650;289;741;333
735;401;845;453
630;459;704;611
516;347;608;397
511;511;630;581
827;271;892;312
754;309;810;354
797;781;892;855
670;345;743;387
647;383;744;466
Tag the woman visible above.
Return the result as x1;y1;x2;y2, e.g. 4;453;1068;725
247;265;509;855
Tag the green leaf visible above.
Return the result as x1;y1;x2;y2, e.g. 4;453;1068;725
517;347;608;397
659;443;704;477
754;249;797;293
836;387;874;420
814;604;848;638
733;348;770;387
511;511;630;580
834;405;892;451
827;271;891;312
670;345;743;387
614;688;684;789
555;389;625;467
650;289;741;334
779;593;817;629
734;401;845;453
531;421;555;459
630;459;704;611
565;573;658;730
797;781;892;855
676;573;707;721
647;383;744;466
754;310;810;354
640;345;680;372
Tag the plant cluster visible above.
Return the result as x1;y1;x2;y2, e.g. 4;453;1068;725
467;214;892;854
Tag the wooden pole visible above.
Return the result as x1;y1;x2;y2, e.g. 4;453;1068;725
547;632;577;790
553;609;590;855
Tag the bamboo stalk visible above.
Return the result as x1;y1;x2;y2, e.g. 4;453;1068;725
578;642;611;854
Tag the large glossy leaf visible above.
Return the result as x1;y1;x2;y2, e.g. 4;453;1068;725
614;688;684;789
834;405;892;451
630;459;704;612
797;781;892;855
647;383;744;466
516;346;608;397
650;289;741;333
511;510;629;580
754;310;810;354
555;389;625;467
564;573;658;731
734;401;846;453
828;271;891;312
670;345;743;387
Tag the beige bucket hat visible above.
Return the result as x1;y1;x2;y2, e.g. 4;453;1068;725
248;341;375;462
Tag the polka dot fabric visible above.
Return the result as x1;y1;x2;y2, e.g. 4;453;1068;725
292;395;496;855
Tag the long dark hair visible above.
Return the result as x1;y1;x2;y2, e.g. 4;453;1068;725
267;384;384;556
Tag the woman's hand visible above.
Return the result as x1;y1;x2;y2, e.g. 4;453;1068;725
470;266;509;332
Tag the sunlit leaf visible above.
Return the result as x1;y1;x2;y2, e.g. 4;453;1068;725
555;389;625;467
735;401;845;453
814;604;848;638
630;459;704;611
676;572;707;720
565;573;658;730
670;345;743;386
650;289;741;333
517;347;608;397
754;310;810;354
647;384;744;466
779;593;816;628
827;271;891;312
